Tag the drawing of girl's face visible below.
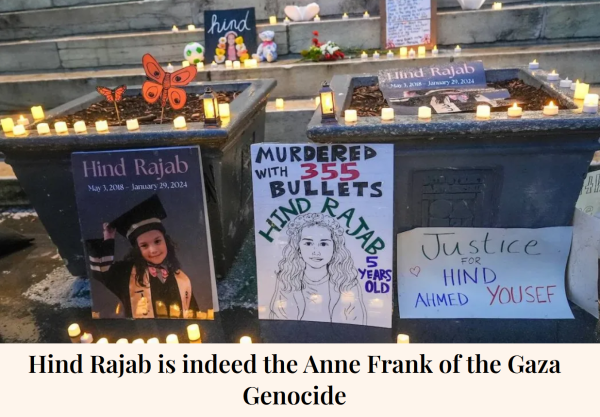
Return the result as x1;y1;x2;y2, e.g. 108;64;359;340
136;230;167;265
299;225;334;270
227;33;235;44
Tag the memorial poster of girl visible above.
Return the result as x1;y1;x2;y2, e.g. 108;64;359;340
204;7;257;64
252;144;394;328
72;146;218;319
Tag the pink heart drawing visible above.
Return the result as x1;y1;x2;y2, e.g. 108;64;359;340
409;266;421;277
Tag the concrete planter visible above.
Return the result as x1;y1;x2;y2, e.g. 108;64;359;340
0;79;276;279
307;68;600;232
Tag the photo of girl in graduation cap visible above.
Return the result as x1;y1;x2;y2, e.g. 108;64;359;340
86;194;200;319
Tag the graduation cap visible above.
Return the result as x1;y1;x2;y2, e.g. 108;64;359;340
110;194;167;244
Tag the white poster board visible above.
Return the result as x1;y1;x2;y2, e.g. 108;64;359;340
575;169;600;216
567;209;600;318
252;144;394;328
384;0;434;48
397;227;574;319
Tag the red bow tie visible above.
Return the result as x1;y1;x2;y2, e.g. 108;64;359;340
148;266;169;283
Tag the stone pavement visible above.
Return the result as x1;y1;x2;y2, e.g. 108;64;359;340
0;207;598;343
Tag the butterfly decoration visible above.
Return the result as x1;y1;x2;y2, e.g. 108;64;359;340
141;53;197;123
96;85;127;123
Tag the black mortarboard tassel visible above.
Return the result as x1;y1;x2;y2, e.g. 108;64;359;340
110;194;167;244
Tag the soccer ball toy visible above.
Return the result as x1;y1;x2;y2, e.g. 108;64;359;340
183;42;204;64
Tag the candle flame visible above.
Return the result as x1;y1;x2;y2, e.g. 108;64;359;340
533;59;537;63
576;79;580;83
433;45;438;50
513;103;518;108
551;70;556;74
549;101;555;107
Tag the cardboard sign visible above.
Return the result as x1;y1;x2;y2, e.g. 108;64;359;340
397;227;574;319
204;7;257;64
252;144;394;328
72;146;218;319
576;169;600;216
381;0;437;49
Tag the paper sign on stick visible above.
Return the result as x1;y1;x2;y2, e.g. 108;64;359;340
575;169;600;216
397;227;574;319
252;144;394;328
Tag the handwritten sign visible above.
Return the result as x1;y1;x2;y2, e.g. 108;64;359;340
252;144;394;328
397;227;574;319
204;7;257;64
381;0;436;48
576;169;600;216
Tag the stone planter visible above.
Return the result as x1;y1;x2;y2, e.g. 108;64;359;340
0;79;276;279
307;68;600;232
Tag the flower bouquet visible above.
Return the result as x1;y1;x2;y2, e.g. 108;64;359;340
300;31;345;62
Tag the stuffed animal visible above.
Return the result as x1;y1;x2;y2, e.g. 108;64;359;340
253;30;277;63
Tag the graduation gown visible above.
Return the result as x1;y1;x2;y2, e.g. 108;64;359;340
86;238;199;318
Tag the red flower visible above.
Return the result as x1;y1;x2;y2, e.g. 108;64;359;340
312;37;319;45
313;30;319;36
325;53;331;59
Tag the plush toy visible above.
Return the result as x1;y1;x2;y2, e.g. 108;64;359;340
183;42;204;65
253;30;278;63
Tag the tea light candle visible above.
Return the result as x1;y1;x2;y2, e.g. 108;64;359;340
173;116;186;129
182;61;190;68
55;121;68;134
574;82;590;99
454;45;461;54
147;337;159;344
1;117;14;133
196;62;204;71
211;61;218;68
381;107;394;121
344;109;357;123
275;98;284;110
476;105;491;119
37;123;50;135
418;106;431;119
132;338;145;344
528;59;539;70
167;63;174;73
17;115;29;126
583;94;599;114
418;46;426;57
269;16;277;24
400;47;408;58
225;60;233;69
244;59;257;68
233;61;241;69
408;48;416;58
397;334;410;343
74;121;87;134
116;338;129;344
31;106;45;120
507;102;523;117
372;51;380;59
492;2;502;10
559;77;572;88
187;24;196;31
219;103;231;118
80;332;94;343
314;15;320;21
97;338;109;344
547;70;559;81
361;51;368;59
342;13;349;20
95;120;109;133
166;334;179;344
126;119;139;131
12;124;26;136
363;11;370;18
68;323;81;338
207;309;214;319
386;50;394;59
432;45;438;56
187;324;201;343
543;101;558;116
171;25;179;32
240;336;252;344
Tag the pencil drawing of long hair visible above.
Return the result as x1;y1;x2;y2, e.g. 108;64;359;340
275;213;359;294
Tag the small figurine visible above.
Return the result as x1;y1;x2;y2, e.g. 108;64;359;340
253;30;278;63
183;42;204;65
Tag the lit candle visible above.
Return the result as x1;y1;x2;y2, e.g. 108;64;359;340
344;109;357;123
182;61;190;68
476;105;491;119
559;78;572;88
492;2;502;10
574;82;590;100
386;50;394;59
314;15;320;21
284;17;290;25
80;332;94;343
269;16;277;25
361;51;368;59
31;106;45;120
233;61;241;69
198;311;208;319
528;59;539;70
132;338;145;344
37;123;50;135
219;103;231;118
196;62;204;71
1;117;14;133
432;45;438;56
73;121;87;134
275;98;284;110
547;70;559;81
418;46;426;57
95;120;109;133
507;102;523;117
418;106;432;119
225;60;233;69
397;334;410;343
167;63;174;73
543;101;558;116
583;94;599;114
240;336;252;344
147;338;159;344
172;25;179;32
126;119;139;131
17;115;29;126
187;24;196;31
211;61;218;69
245;59;257;68
187;324;201;343
342;13;349;20
381;107;394;121
207;309;214;320
116;338;129;344
166;334;179;344
454;45;462;54
372;51;380;59
68;323;81;339
55;121;69;134
97;338;109;344
12;125;26;136
408;48;416;58
399;47;408;58
363;11;370;18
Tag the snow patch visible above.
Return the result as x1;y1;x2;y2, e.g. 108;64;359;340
23;266;91;309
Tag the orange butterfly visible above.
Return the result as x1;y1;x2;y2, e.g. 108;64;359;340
142;53;197;112
96;85;127;103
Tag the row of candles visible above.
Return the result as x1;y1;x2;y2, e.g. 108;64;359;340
362;45;440;60
173;59;259;72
